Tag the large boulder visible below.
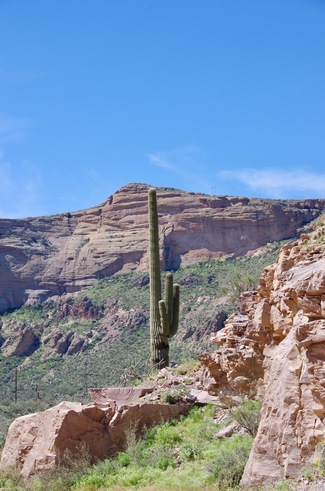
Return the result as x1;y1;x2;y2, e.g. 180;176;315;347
0;400;189;477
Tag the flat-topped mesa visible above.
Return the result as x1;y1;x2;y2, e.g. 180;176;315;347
1;182;325;312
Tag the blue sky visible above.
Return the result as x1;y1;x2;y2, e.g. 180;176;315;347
1;0;325;218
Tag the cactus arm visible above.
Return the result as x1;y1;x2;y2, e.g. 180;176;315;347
164;272;174;327
158;300;169;337
169;284;180;338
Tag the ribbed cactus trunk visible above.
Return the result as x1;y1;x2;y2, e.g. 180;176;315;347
148;188;180;368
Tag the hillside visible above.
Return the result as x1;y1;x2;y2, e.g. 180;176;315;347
1;183;324;444
0;247;281;441
1;183;324;313
1;216;325;489
0;191;325;489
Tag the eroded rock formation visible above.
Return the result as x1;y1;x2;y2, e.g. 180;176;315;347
201;219;325;485
1;183;324;313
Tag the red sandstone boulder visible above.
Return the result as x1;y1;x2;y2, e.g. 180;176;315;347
0;400;189;477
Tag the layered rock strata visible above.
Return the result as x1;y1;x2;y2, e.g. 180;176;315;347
201;221;325;485
1;183;324;312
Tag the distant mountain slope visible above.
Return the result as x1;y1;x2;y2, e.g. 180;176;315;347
0;182;324;313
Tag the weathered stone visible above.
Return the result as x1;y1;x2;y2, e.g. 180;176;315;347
3;328;40;357
213;422;241;439
56;296;104;320
0;400;189;477
189;389;219;405
88;387;154;407
201;221;325;486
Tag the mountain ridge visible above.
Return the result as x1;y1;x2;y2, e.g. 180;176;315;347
1;182;324;313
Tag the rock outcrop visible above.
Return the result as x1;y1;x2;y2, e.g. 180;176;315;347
56;296;105;320
0;364;222;478
1;183;324;313
2;326;41;357
0;399;189;477
88;387;154;407
201;218;325;485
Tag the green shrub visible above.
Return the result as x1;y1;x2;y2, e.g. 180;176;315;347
181;442;200;461
209;435;253;488
0;467;25;490
123;423;145;466
146;422;183;447
160;384;188;404
230;399;262;437
117;451;132;467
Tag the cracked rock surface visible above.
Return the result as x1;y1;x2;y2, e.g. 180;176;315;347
201;221;325;486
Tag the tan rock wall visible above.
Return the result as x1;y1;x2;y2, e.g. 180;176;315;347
201;224;325;485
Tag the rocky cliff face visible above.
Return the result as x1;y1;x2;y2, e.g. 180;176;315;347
1;183;324;313
201;217;325;485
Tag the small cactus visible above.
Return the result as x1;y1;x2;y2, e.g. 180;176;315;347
148;188;180;368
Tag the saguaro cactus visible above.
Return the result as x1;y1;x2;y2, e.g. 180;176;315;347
148;188;180;368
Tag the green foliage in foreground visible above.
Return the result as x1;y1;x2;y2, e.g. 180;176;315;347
0;405;253;490
71;406;252;490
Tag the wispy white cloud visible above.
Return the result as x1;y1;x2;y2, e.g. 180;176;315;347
147;152;176;171
0;112;33;144
147;145;211;191
218;168;325;198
